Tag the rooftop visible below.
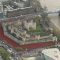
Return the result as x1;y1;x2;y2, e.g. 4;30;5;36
42;48;60;60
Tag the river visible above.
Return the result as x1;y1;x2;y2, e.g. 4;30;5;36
39;0;60;11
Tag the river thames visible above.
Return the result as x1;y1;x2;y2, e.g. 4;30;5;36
39;0;60;11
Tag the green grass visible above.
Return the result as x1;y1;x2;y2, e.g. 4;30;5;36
34;16;41;32
29;16;42;32
0;47;10;60
29;16;49;36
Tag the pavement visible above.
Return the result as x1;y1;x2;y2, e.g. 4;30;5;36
0;39;20;60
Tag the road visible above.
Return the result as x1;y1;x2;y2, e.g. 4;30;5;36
0;39;20;60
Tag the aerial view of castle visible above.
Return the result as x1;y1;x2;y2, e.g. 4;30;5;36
0;0;60;60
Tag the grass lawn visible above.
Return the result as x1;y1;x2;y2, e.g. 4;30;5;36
0;47;11;60
29;16;49;36
29;16;42;32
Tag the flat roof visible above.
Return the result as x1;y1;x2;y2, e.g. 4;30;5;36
42;48;60;60
40;0;60;11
